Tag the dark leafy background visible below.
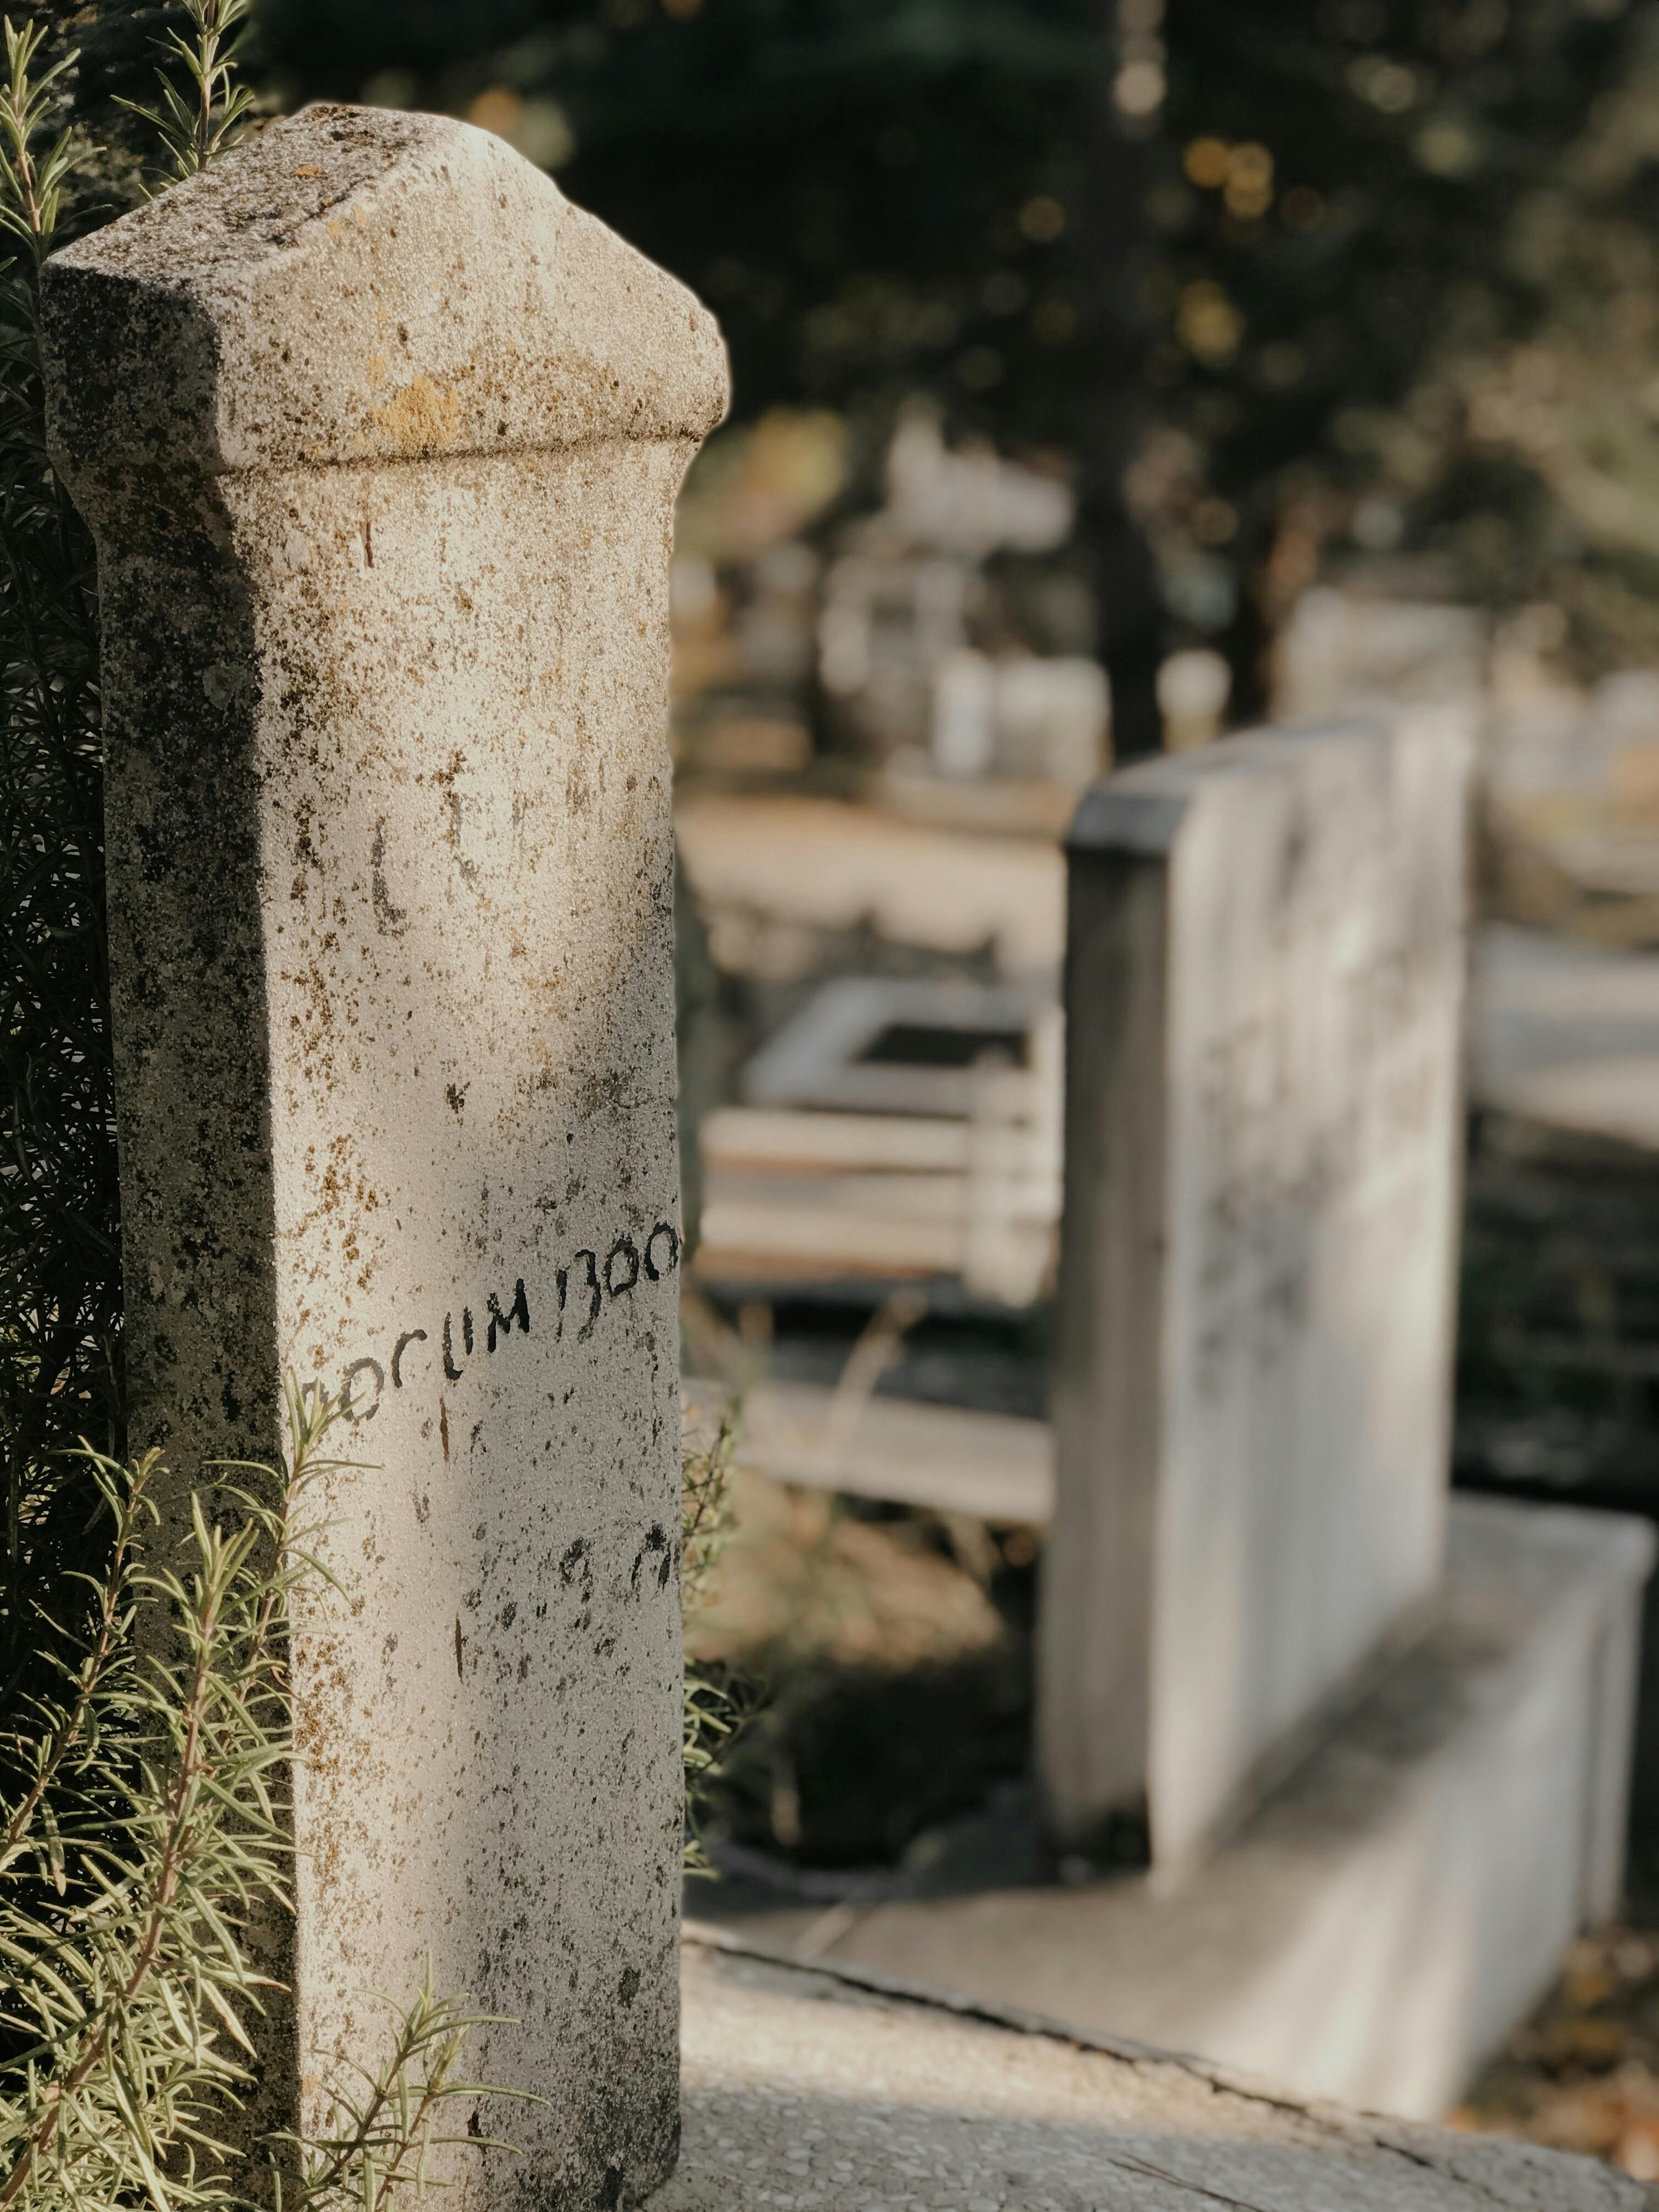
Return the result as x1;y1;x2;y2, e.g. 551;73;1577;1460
229;0;1659;713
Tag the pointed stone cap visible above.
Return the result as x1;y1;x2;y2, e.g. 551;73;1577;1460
42;104;729;491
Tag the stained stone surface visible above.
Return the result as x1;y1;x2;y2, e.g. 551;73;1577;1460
1042;712;1473;1871
43;105;726;2209
667;1931;1652;2210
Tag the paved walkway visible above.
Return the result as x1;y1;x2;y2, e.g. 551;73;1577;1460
665;1928;1649;2209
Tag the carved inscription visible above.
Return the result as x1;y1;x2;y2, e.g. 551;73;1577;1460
1192;928;1446;1398
336;1218;680;1420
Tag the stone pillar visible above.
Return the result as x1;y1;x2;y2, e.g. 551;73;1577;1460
1040;712;1472;1875
42;105;726;2208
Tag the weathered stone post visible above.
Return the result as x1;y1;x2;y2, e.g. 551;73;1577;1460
42;105;726;2207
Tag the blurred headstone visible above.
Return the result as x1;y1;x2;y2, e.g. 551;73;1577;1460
1156;647;1232;752
933;647;999;780
1041;711;1474;1869
996;658;1110;788
885;401;1073;559
931;652;1109;788
808;404;1104;785
46;103;726;2203
1274;585;1487;720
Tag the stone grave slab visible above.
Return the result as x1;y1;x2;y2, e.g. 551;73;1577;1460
43;104;726;2207
712;1495;1654;2120
1042;710;1474;1870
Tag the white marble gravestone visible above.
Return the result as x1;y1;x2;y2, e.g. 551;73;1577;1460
1041;711;1472;1872
43;105;726;2208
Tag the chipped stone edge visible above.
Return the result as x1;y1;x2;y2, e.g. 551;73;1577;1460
42;104;730;487
682;1921;1655;2203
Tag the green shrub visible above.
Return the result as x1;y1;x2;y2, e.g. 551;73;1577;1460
0;1384;521;2212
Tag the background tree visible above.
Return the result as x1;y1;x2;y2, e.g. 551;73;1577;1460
250;0;1659;714
1144;0;1656;706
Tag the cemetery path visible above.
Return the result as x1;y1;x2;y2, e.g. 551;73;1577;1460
665;1928;1651;2210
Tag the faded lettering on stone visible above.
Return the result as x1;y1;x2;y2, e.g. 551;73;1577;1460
1191;902;1446;1398
336;1222;680;1418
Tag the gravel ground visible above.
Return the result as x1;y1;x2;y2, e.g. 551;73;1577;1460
1457;1928;1659;2181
